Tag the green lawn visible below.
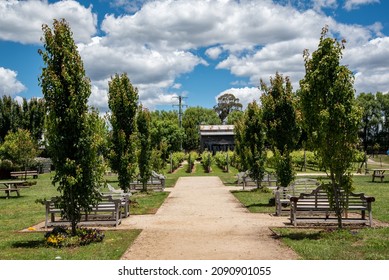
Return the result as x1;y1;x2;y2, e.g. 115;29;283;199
229;173;389;259
0;173;167;260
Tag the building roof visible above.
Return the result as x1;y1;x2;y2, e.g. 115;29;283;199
199;125;235;136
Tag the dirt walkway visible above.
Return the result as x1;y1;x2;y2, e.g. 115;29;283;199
120;176;298;260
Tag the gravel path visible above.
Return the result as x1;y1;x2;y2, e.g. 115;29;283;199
120;176;298;260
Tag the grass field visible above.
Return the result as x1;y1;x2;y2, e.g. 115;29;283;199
0;173;167;260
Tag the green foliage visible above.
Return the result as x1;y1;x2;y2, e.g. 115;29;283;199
226;110;244;125
0;128;39;170
201;151;214;173
150;110;184;155
0;96;45;143
213;93;243;123
234;102;266;186
299;26;362;227
39;19;103;235
186;151;199;173
108;73;139;191
261;72;300;187
137;107;152;191
356;92;382;151
274;150;295;188
170;151;185;172
261;72;300;155
214;151;233;172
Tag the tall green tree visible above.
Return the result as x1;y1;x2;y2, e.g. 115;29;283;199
39;19;103;235
260;73;300;188
108;73;138;191
0;96;20;142
214;93;243;123
137;106;152;192
0;96;45;143
0;128;38;173
299;27;361;228
234;101;266;187
356;93;381;152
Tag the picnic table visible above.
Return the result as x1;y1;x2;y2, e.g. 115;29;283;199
372;169;389;182
0;180;27;198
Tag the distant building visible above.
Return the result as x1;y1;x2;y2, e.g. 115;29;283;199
199;125;235;153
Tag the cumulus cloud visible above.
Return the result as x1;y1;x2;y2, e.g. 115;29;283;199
81;0;387;110
344;0;380;11
4;0;387;111
205;46;223;60
0;67;26;96
0;0;97;44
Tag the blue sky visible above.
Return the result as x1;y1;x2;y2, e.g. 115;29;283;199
1;0;389;112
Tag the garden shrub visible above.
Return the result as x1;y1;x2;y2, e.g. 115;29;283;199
201;151;214;173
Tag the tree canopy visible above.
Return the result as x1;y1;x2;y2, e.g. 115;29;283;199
108;73;139;191
213;93;243;123
299;26;361;228
39;18;103;235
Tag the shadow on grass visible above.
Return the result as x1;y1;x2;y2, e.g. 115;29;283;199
247;203;272;208
12;239;46;249
275;231;322;241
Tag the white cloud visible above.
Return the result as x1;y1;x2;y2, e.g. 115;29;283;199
216;87;260;109
0;67;26;96
4;0;383;111
344;37;389;93
0;0;97;44
312;0;338;12
81;0;388;111
205;46;223;60
344;0;380;11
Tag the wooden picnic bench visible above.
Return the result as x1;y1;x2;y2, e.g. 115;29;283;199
289;186;375;226
372;169;389;182
45;195;122;229
10;170;38;179
274;178;320;216
129;171;165;192
0;180;28;198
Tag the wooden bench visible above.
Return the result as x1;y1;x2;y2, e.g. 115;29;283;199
289;186;375;226
10;170;38;179
45;195;122;229
372;169;389;182
0;180;28;198
239;171;277;190
129;171;165;192
274;178;319;216
100;189;131;218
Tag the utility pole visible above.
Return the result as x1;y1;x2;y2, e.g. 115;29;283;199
173;95;187;150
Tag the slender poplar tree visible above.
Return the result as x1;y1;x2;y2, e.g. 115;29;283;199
108;73;138;191
299;27;361;228
137;106;152;192
39;19;103;235
260;73;300;188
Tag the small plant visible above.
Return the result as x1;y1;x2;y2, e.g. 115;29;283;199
44;226;105;247
201;151;213;173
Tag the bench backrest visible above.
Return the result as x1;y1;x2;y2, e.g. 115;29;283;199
278;178;319;199
291;185;375;209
